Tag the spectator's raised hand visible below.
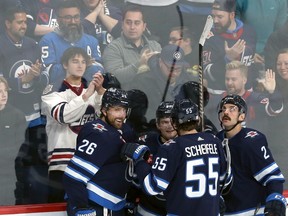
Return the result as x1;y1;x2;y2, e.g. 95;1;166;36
82;72;105;101
224;39;246;61
140;49;160;66
93;0;104;16
29;59;42;77
92;72;105;95
258;69;276;94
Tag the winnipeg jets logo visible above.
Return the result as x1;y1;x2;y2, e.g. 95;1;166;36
260;98;269;104
92;123;107;132
11;60;34;93
138;135;147;142
245;131;258;138
163;139;175;146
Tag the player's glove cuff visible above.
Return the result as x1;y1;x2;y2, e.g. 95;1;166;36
264;193;287;216
121;142;150;163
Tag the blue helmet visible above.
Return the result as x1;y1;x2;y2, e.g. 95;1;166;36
102;87;129;109
156;101;175;119
218;94;247;115
171;99;200;125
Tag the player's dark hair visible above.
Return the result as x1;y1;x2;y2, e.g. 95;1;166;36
122;5;145;23
4;6;26;23
56;0;81;16
176;121;198;131
61;47;90;66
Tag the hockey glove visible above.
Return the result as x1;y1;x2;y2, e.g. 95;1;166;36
121;142;150;163
74;207;96;216
264;193;287;216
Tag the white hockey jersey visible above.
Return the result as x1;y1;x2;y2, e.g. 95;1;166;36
41;80;103;172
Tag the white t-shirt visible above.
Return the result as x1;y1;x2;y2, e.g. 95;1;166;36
124;0;178;6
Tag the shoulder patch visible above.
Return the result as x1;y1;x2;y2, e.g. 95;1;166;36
163;139;176;146
245;131;259;138
138;134;147;142
42;84;53;95
260;98;269;104
92;123;107;132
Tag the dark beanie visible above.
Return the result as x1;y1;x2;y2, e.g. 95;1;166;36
212;0;236;12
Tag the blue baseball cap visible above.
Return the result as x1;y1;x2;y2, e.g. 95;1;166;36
160;44;189;67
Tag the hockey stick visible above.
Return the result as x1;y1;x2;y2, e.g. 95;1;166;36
161;5;183;102
198;15;213;131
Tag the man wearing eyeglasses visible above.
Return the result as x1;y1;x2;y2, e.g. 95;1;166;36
216;94;286;216
39;0;104;85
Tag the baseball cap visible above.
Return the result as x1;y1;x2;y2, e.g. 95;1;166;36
160;44;188;67
212;0;236;12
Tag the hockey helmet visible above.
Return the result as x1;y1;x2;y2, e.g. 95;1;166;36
102;73;121;89
156;101;175;119
218;94;247;114
171;99;199;125
102;87;129;109
127;89;148;118
181;81;209;107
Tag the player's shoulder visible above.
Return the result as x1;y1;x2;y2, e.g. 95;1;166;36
238;127;267;147
240;127;265;139
138;131;161;152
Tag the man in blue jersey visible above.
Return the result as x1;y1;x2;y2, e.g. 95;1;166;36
131;101;177;215
121;99;232;216
217;94;286;215
63;87;136;216
39;0;104;84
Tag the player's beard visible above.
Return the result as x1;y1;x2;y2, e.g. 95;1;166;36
60;24;83;43
104;115;124;129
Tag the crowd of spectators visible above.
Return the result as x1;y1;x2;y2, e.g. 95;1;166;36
0;0;288;209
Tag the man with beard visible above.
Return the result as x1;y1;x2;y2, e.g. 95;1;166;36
63;87;136;216
216;94;286;215
205;61;283;133
39;0;104;85
202;0;256;92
